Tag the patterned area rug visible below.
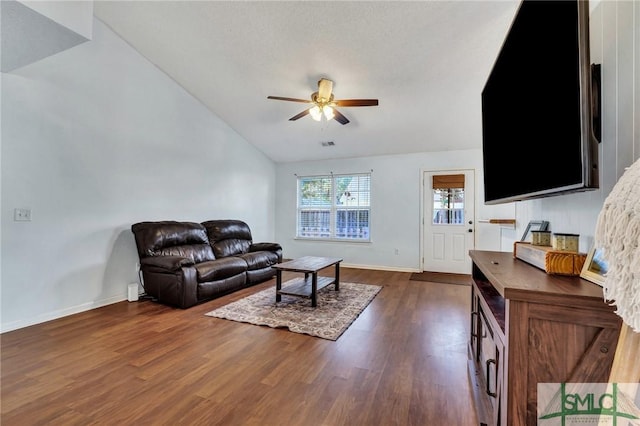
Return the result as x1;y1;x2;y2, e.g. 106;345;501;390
205;282;382;341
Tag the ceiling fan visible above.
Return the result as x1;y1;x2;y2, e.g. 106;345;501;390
267;78;378;125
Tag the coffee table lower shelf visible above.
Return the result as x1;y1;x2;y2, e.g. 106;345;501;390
277;276;336;298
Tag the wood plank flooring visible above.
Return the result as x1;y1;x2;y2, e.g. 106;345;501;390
1;268;477;425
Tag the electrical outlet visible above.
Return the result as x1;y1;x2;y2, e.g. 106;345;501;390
14;208;32;221
394;248;399;255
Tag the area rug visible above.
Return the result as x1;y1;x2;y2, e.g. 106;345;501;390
205;282;382;341
409;271;471;286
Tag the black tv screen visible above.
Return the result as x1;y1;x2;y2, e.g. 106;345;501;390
481;0;599;205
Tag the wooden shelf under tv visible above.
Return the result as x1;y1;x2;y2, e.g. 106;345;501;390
488;219;516;225
467;250;622;426
479;219;516;236
478;219;516;226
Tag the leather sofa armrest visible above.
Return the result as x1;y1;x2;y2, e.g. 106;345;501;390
141;256;195;271
250;242;282;253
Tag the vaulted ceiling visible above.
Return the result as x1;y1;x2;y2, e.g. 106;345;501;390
93;1;520;163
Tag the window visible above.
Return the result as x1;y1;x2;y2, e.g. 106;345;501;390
432;174;465;225
297;173;371;241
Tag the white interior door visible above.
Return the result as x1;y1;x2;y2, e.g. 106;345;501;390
422;170;475;274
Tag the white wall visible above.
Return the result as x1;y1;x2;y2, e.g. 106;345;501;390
274;0;638;270
20;0;94;40
1;19;277;332
513;0;640;253
1;1;93;73
275;149;515;272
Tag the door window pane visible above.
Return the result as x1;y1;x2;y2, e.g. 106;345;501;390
433;187;464;224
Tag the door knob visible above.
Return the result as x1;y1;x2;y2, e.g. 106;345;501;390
468;229;473;233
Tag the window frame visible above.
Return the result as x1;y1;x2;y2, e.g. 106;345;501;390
296;172;371;242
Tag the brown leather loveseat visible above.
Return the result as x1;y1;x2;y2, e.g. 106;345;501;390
131;220;282;308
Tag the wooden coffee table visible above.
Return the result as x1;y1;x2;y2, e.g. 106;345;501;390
272;256;343;307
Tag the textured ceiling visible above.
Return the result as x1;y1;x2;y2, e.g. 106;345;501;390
94;1;520;163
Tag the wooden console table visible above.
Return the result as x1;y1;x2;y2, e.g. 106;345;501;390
272;256;343;307
468;250;621;426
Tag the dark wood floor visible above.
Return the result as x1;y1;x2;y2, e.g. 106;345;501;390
1;268;477;425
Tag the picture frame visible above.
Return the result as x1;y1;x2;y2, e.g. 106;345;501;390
520;220;550;241
580;246;607;286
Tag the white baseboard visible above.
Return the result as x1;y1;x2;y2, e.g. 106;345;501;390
340;263;421;273
1;294;126;334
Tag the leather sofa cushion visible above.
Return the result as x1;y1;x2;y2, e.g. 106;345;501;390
132;221;215;264
237;251;279;270
195;257;248;282
140;255;195;271
202;220;253;257
155;244;214;264
214;239;251;258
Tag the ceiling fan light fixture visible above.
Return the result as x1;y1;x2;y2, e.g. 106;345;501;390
323;105;334;120
309;105;322;121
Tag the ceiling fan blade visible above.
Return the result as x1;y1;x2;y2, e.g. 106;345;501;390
267;96;313;103
333;108;350;125
333;99;379;107
289;109;311;121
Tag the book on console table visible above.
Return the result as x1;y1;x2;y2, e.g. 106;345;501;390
513;242;586;276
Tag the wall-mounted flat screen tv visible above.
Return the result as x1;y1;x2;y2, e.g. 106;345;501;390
481;0;600;205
